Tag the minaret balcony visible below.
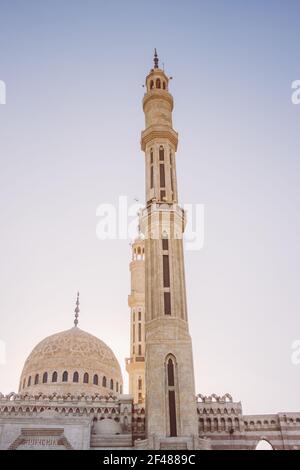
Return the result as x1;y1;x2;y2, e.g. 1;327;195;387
141;126;178;151
139;203;186;239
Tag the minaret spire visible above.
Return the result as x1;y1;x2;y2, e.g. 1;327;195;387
153;48;159;69
74;292;80;327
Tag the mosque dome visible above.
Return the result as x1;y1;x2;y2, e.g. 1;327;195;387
19;326;123;397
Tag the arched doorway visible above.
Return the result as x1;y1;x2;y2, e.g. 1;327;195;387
255;439;274;450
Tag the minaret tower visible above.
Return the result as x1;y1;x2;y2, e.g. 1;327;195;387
126;235;146;404
140;51;198;441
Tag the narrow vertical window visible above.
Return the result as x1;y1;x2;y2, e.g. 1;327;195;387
34;374;39;385
150;166;154;189
138;344;142;355
62;371;68;382
138;378;142;390
138;310;141;321
150;150;154;189
110;379;114;390
138;323;141;342
170;152;174;193
93;374;98;385
28;376;31;387
102;376;107;387
83;373;89;384
73;371;79;383
167;358;177;437
164;292;171;315
160;164;165;187
159;146;164;161
163;255;170;287
162;238;169;251
42;372;48;384
52;372;57;383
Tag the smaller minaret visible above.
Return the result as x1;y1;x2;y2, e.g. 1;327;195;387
126;236;145;404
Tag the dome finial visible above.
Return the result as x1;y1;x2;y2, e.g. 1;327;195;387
74;292;80;327
154;48;159;69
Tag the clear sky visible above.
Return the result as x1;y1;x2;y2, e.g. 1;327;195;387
0;0;299;414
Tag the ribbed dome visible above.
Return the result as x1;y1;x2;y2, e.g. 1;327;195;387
19;327;123;396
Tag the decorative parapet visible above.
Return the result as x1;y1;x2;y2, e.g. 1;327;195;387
0;392;133;432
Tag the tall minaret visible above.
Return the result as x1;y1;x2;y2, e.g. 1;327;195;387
126;235;146;405
140;51;198;439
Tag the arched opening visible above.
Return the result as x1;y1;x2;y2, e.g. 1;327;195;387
83;373;89;384
27;376;31;387
220;417;226;431
73;371;79;383
166;356;177;437
156;78;161;89
42;372;48;384
34;374;39;385
110;379;114;390
159;145;164;161
163;81;166;90
62;371;68;382
52;371;58;383
102;376;107;387
255;439;274;450
93;374;98;385
150;80;154;90
116;381;119;392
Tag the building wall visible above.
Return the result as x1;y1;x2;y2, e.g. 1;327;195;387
0;392;133;450
197;394;300;450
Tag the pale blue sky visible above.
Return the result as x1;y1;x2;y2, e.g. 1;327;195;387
0;0;299;414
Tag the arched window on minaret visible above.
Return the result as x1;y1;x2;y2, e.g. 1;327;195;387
156;78;161;89
27;376;31;387
62;371;68;382
102;376;107;387
150;80;154;90
166;355;177;437
34;374;39;385
42;372;48;384
110;379;114;390
163;81;166;90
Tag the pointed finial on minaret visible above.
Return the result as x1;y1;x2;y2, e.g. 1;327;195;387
154;48;159;69
74;292;80;327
